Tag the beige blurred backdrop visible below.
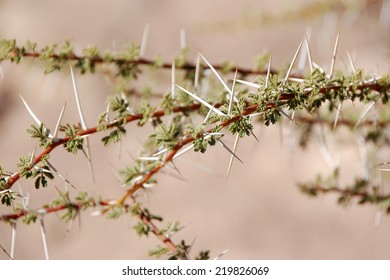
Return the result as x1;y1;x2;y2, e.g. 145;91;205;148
0;0;390;259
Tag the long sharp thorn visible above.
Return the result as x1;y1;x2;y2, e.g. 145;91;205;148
251;130;260;142
70;64;94;181
289;110;296;126
265;54;272;89
284;40;303;84
333;102;342;130
171;59;175;98
226;135;240;179
20;95;41;126
20;95;54;138
11;222;16;260
39;215;50;260
354;101;375;129
70;64;87;130
329;31;340;79
47;160;76;189
236;79;260;89
228;69;238;115
194;54;201;93
347;49;356;73
278;107;299;126
172;143;195;160
298;34;309;74
199;53;237;102
180;28;186;50
313;62;325;73
213;249;229;260
175;84;226;116
53;102;66;138
152;148;168;157
140;23;150;58
304;33;313;73
217;139;243;164
168;160;183;177
0;242;12;259
30;147;36;163
203;107;214;124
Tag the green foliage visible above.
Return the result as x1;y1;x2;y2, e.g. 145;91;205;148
0;190;17;206
60;124;84;154
22;212;38;224
1;37;390;260
26;124;53;148
133;221;150;237
151;123;180;150
136;102;156;127
148;246;169;258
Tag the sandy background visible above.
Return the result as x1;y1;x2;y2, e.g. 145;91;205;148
0;0;390;259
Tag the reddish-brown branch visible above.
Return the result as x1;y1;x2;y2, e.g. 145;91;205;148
21;50;280;77
0;198;179;255
116;104;259;205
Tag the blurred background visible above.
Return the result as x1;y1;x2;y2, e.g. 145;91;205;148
0;0;389;259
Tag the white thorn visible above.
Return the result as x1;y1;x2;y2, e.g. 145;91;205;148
194;54;201;93
354;101;375;129
152;148;168;157
228;69;238;115
180;28;186;50
304;33;313;73
203;107;214;124
217;139;243;164
284;40;304;84
288;77;305;83
30;147;36;163
236;79;260;89
313;62;325;74
11;222;16;260
346;49;356;73
278;107;298;126
140;23;150;58
172;143;195;160
70;64;95;182
329;31;340;79
199;53;237;102
138;156;160;161
53;103;66;138
333;102;343;130
20;95;53;138
39;215;50;260
213;249;229;260
265;54;272;89
171;59;175;98
69;64;87;130
298;33;309;74
47;160;76;189
175;84;226;116
226;134;240;179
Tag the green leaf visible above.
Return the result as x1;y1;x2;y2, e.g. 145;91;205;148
133;221;150;237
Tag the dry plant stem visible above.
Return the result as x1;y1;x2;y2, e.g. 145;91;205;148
20;51;280;77
0;199;179;255
4;103;203;190
5;79;389;191
309;185;390;203
116;104;259;206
